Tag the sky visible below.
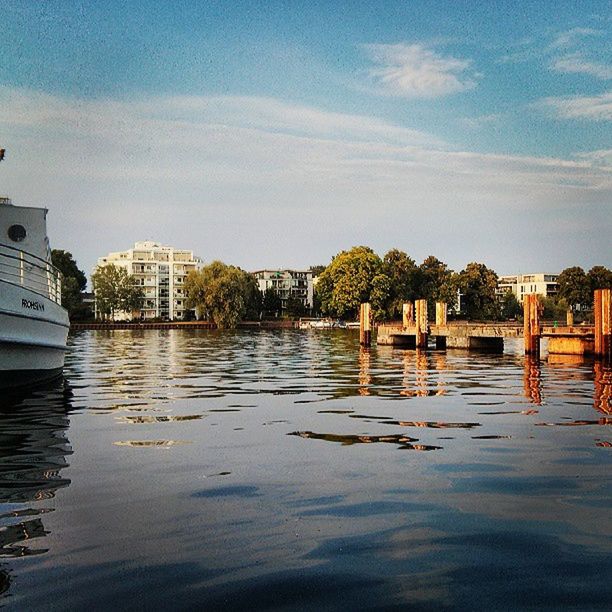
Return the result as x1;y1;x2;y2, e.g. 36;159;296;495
0;0;610;278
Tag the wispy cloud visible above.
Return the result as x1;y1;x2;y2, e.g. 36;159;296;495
539;92;612;121
1;87;609;272
363;43;477;98
549;27;601;49
551;53;612;80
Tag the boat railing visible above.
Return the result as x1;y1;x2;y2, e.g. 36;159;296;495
0;243;62;305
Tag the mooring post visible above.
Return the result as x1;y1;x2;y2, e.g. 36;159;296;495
524;294;540;355
566;309;574;326
435;302;447;326
415;299;428;349
360;302;371;347
402;302;414;328
594;288;611;360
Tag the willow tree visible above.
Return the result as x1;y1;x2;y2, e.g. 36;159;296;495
185;261;256;329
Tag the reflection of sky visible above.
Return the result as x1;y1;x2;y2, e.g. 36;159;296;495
2;330;611;609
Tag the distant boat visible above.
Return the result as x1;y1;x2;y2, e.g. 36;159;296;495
0;197;69;389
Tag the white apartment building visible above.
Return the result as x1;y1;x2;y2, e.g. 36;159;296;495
497;273;559;303
253;269;314;312
95;241;203;320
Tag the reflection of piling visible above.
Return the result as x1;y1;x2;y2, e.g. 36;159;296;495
524;294;541;355
594;361;611;414
594;288;611;361
415;299;428;349
523;355;542;405
360;302;371;347
402;302;414;328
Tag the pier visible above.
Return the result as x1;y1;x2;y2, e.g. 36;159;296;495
373;288;611;359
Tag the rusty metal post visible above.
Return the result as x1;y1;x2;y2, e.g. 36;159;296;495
415;299;428;349
594;288;611;360
524;294;540;355
566;309;574;326
360;302;371;347
435;302;447;326
402;302;414;328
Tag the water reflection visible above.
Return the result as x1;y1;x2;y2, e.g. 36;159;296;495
0;381;73;596
1;330;609;610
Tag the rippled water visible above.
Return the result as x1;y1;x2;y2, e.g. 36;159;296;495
0;329;611;610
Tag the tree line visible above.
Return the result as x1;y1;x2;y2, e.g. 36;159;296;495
51;247;611;327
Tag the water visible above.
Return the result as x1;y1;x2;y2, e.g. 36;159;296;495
0;329;610;610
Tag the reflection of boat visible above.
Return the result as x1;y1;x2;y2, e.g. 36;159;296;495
0;196;69;389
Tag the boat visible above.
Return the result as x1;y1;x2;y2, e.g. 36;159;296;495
0;196;69;389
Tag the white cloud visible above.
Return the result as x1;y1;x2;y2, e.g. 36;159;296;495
0;87;609;273
550;27;601;49
363;43;477;98
539;92;612;121
551;53;612;80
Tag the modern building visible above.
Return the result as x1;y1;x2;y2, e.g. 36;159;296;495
496;273;559;303
253;269;313;312
95;241;203;320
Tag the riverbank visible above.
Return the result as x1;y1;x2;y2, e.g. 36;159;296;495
70;319;299;331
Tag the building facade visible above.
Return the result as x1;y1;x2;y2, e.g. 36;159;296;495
95;241;203;320
253;269;314;312
496;273;559;303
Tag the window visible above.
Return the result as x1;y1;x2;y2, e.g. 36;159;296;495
7;224;26;242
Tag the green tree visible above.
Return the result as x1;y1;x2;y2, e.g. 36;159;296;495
262;287;282;317
91;264;144;321
458;262;500;320
370;273;392;322
184;261;249;329
317;246;385;319
587;266;612;293
558;267;590;310
500;291;521;320
51;249;90;319
285;296;307;317
241;271;263;320
541;296;570;321
418;256;457;314
382;249;420;318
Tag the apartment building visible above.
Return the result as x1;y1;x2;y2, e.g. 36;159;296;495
497;273;559;303
253;269;313;312
95;241;203;320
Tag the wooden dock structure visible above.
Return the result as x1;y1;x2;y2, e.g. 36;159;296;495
371;288;612;359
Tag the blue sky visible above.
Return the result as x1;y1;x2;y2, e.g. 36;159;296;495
1;1;610;276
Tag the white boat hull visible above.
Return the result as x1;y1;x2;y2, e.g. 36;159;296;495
0;280;69;389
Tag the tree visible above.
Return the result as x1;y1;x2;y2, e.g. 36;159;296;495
458;262;500;320
418;256;457;313
309;265;326;278
500;291;521;320
262;287;282;317
184;261;249;329
241;272;263;320
382;249;420;318
285;296;307;317
316;246;386;319
370;273;392;322
91;264;144;321
587;266;612;293
558;267;590;310
51;249;90;319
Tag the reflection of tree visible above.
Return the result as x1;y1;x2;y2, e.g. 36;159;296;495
523;356;543;406
594;362;612;415
0;380;73;583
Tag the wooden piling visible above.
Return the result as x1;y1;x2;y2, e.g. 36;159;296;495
415;299;428;349
435;302;447;326
402;302;414;328
566;309;574;326
524;294;540;355
594;288;611;360
360;302;371;347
